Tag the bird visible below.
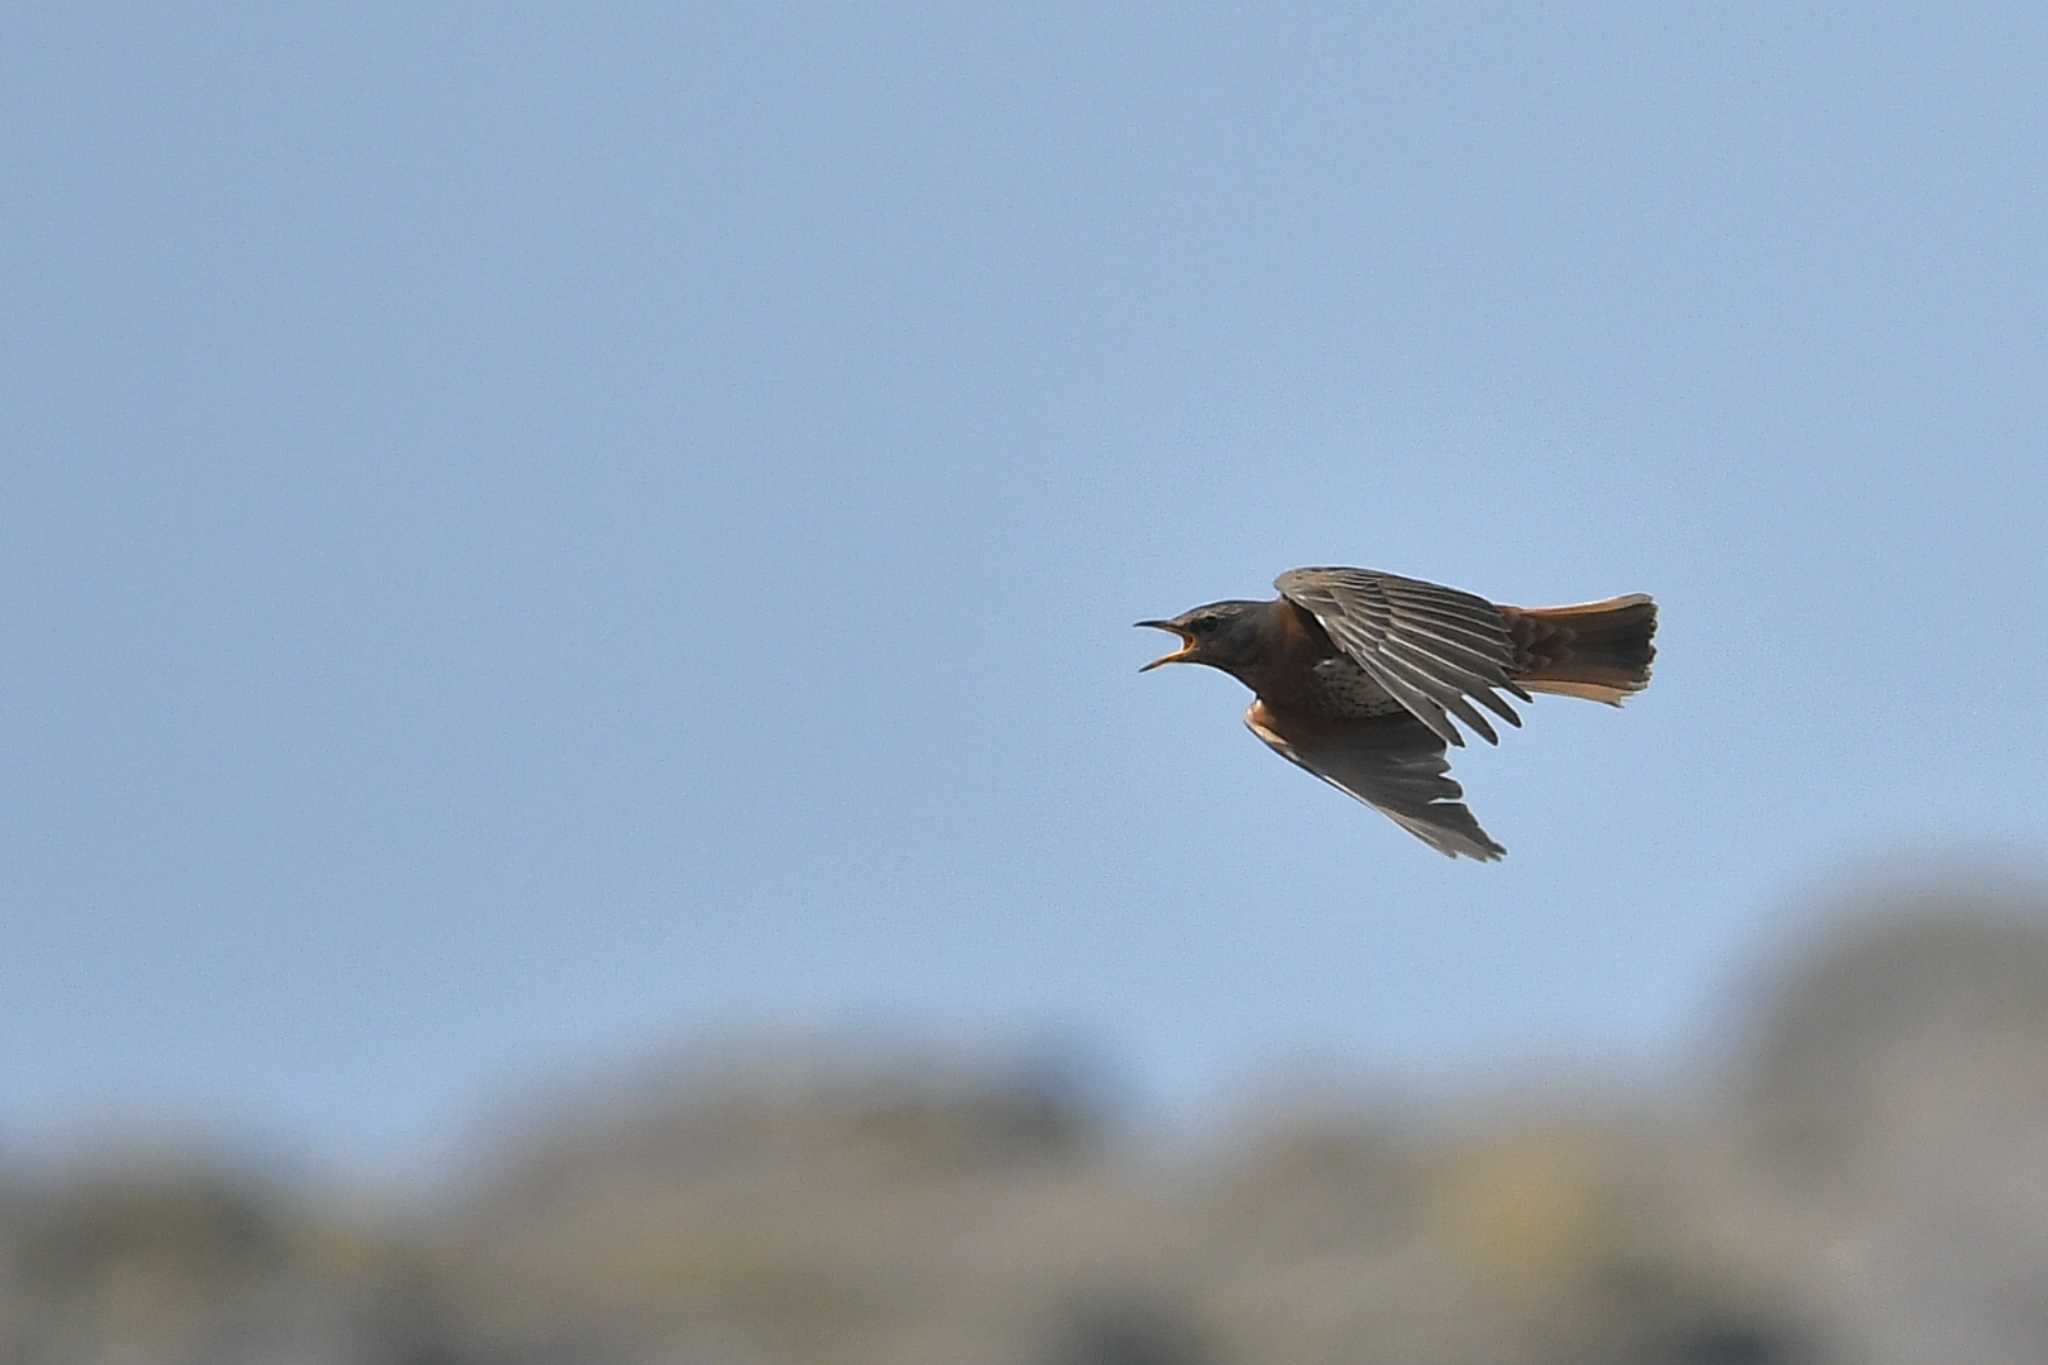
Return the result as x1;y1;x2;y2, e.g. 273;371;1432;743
1136;567;1656;860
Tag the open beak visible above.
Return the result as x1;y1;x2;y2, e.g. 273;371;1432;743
1134;620;1195;672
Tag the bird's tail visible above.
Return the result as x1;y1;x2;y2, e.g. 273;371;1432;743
1502;594;1657;705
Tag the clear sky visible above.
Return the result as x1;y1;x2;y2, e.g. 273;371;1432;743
7;5;2045;1177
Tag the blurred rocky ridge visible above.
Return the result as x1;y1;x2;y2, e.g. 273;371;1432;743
5;880;2047;1365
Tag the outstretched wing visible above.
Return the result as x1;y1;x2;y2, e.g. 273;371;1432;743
1275;567;1531;748
1245;702;1506;861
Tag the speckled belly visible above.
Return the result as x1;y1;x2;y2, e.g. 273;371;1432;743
1301;656;1410;719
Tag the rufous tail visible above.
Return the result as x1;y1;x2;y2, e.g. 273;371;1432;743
1502;594;1657;705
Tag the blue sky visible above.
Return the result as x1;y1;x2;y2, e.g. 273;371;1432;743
6;4;2044;1176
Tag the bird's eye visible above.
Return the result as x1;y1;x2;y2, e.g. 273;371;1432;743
1188;616;1217;636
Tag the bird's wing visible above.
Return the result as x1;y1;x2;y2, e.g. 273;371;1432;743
1275;567;1531;748
1245;703;1505;861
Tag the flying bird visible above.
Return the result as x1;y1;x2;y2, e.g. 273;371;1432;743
1136;567;1656;860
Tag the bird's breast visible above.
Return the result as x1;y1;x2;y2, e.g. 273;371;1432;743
1234;599;1407;719
1244;647;1405;719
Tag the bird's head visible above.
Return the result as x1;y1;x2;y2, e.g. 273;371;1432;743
1134;600;1269;676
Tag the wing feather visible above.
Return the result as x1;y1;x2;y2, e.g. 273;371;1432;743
1370;645;1501;744
1276;567;1527;746
1245;704;1505;861
1380;639;1522;728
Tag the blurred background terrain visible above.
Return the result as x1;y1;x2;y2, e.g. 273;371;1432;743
7;4;2046;1362
6;877;2048;1364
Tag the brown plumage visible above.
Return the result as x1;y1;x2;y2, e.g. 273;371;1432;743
1136;567;1657;860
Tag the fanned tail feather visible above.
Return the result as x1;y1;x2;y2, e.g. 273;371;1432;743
1502;594;1656;706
